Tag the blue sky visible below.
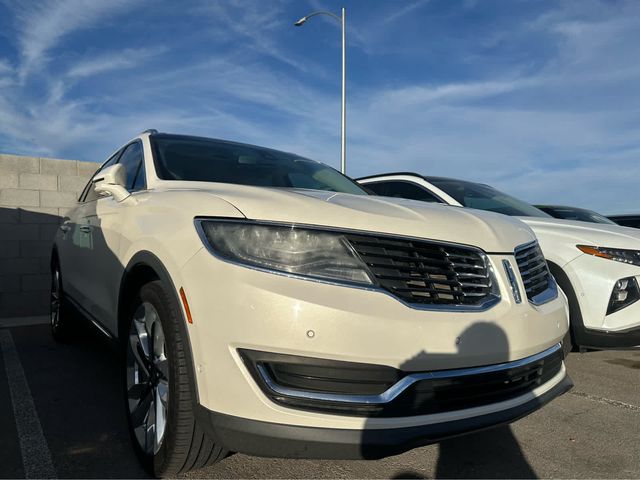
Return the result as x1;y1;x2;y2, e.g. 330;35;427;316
0;0;639;213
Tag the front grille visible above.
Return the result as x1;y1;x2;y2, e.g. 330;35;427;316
345;234;494;307
514;241;552;302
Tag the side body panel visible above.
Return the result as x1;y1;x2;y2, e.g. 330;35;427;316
56;202;85;301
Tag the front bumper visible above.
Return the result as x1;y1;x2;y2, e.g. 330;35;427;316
563;253;640;347
179;247;568;431
196;371;573;459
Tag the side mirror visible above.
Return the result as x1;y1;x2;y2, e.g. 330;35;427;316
93;164;130;202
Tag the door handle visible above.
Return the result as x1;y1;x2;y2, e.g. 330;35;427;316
79;225;91;233
59;225;70;233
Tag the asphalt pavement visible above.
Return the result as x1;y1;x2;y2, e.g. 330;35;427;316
0;321;638;479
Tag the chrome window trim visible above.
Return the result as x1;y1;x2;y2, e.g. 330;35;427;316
194;217;502;312
255;343;563;405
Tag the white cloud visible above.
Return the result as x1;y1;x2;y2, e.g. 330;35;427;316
0;59;13;74
381;0;430;25
194;0;316;73
9;0;141;79
370;80;526;109
66;47;166;79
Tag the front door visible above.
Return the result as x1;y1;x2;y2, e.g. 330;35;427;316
78;140;146;334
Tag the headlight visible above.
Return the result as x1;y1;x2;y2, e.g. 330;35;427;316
577;245;640;267
196;220;374;285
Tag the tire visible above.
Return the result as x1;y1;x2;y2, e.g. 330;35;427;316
50;261;75;342
562;330;573;357
123;280;226;477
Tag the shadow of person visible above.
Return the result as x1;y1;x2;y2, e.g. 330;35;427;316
436;425;536;479
361;321;537;479
435;323;537;479
391;470;429;479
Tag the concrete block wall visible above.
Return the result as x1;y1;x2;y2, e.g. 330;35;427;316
0;153;98;318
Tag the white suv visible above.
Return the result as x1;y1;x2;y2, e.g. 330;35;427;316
51;132;571;477
359;173;640;351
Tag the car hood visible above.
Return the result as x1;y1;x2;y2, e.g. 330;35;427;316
519;217;640;249
158;182;535;252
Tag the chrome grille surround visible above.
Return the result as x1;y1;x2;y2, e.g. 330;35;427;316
345;233;500;310
514;241;558;305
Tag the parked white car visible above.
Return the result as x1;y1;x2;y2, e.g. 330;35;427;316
358;173;640;351
51;132;570;477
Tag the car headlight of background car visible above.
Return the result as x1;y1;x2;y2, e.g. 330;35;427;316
577;245;640;313
197;220;374;285
577;245;640;267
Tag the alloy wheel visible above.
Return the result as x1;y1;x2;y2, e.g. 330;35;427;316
126;301;169;455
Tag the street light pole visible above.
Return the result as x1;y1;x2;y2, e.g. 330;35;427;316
294;8;347;175
340;7;346;176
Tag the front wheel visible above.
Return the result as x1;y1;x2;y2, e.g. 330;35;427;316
124;280;226;477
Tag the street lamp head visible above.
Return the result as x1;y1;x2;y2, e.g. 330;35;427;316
294;16;307;26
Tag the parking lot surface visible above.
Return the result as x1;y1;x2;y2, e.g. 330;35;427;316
1;321;639;479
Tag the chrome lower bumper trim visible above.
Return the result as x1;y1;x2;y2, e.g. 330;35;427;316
256;343;563;405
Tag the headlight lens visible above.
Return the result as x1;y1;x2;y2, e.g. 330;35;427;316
577;245;640;267
197;220;374;285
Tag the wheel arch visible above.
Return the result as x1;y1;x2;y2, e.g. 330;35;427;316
547;260;584;350
118;251;183;341
120;250;218;472
118;251;200;404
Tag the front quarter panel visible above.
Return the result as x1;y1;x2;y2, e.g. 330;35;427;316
109;190;245;336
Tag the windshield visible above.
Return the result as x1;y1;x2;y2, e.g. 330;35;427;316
427;178;551;218
537;206;617;224
151;135;367;195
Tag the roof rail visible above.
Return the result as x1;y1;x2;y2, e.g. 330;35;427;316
140;129;158;135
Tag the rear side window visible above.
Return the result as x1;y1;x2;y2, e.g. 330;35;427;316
613;217;640;228
365;181;443;203
118;142;146;192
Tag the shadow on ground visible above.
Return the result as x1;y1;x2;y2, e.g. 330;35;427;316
8;323;149;479
435;426;536;479
387;425;536;479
